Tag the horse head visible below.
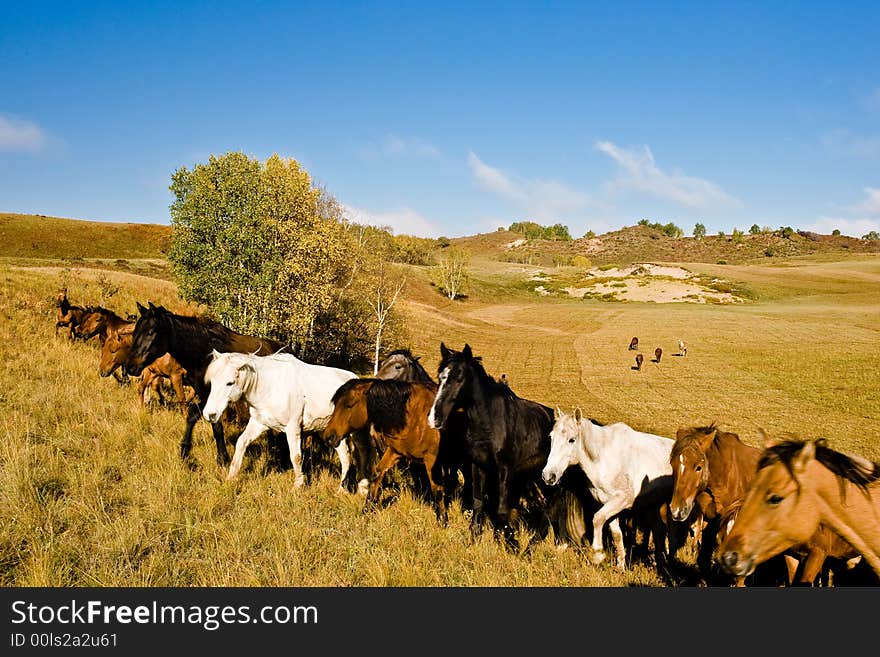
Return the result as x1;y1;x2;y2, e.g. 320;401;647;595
202;351;254;424
99;329;133;377
542;408;582;486
125;302;170;377
428;342;476;430
669;425;716;521
323;378;370;448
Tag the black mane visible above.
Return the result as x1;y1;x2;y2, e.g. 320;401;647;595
365;379;412;434
760;438;880;494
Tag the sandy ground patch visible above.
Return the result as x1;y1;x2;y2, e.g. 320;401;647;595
559;262;742;303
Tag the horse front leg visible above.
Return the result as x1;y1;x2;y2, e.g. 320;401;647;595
180;401;202;462
227;418;267;480
590;493;631;569
365;446;401;513
211;417;230;467
495;464;517;549
423;452;448;526
333;439;352;495
284;424;306;489
470;463;487;539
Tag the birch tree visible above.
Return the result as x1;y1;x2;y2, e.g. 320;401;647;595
433;246;470;300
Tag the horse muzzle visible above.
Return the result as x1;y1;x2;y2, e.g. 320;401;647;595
542;468;560;486
719;549;754;578
670;502;692;522
203;410;221;424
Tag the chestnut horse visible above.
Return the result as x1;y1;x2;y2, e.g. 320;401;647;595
323;378;450;524
78;307;135;344
671;425;862;585
720;437;880;581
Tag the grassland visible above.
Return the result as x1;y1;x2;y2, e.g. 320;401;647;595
1;215;878;587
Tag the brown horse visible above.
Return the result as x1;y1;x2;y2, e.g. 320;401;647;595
720;436;880;581
323;378;449;524
54;288;89;340
670;425;861;585
78;307;135;344
629;336;639;351
654;347;662;363
634;353;644;370
99;327;190;415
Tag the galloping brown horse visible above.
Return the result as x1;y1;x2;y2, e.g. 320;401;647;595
323;378;450;524
54;288;89;340
669;424;859;585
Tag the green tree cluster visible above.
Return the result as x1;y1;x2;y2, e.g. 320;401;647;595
508;221;572;241
637;218;683;238
167;151;407;371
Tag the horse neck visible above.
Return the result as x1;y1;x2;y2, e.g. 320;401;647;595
807;460;880;573
575;419;604;466
462;369;499;432
705;432;762;508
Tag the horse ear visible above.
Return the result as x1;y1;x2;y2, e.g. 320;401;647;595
137;302;147;315
462;344;472;358
676;426;688;440
211;348;221;360
574;407;583;422
757;428;776;449
792;440;816;474
699;428;717;451
148;301;156;310
440;342;451;359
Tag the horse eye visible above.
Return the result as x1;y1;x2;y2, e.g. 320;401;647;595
767;494;784;505
395;364;402;369
568;438;575;444
695;465;702;472
226;381;234;387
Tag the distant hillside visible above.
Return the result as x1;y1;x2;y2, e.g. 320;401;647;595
455;225;880;267
0;213;171;259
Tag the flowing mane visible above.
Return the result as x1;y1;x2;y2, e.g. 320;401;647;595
669;422;719;461
438;348;518;400
760;438;880;494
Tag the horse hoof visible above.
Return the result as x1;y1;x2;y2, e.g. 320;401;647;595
556;542;570;552
293;476;306;489
357;479;370;497
590;550;606;565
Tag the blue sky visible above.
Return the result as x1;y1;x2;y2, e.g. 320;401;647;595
2;1;879;238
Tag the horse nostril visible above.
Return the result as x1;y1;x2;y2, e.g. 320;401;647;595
722;551;738;569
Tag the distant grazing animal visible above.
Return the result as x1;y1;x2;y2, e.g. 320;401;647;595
634;353;644;370
202;350;365;493
54;288;89;340
654;347;662;363
720;436;880;581
428;343;582;549
323;378;452;523
542;408;685;572
629;336;639;351
678;340;687;356
672;425;865;585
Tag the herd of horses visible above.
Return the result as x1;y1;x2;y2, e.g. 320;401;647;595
54;288;880;587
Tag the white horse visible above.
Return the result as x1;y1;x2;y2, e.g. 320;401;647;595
678;339;687;356
202;350;366;492
541;408;677;570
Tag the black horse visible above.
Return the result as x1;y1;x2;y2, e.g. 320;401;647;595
427;342;580;548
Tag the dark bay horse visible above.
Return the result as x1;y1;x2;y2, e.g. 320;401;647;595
323;378;452;523
670;425;860;585
123;302;291;467
427;342;573;547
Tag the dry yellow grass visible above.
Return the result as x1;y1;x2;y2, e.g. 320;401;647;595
1;249;878;587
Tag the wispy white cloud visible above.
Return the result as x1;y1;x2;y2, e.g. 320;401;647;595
342;203;441;238
849;187;880;216
0;113;48;153
359;134;439;161
594;140;741;209
467;151;594;223
804;187;880;237
821;129;880;159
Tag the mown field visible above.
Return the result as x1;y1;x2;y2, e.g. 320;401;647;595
1;230;879;586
